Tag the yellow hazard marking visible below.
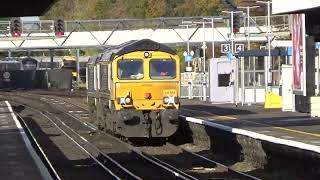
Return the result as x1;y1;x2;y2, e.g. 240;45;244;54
264;92;282;109
274;127;320;138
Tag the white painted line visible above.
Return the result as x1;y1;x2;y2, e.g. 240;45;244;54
180;115;320;154
5;101;53;180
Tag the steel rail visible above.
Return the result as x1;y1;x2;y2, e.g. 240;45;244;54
11;100;141;180
172;143;262;180
41;96;198;180
14;113;61;180
16;95;260;180
32;94;198;180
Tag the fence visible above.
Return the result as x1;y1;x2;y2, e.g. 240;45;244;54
0;15;290;34
181;72;209;99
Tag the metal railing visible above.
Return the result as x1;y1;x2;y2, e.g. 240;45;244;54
181;72;209;99
0;14;290;35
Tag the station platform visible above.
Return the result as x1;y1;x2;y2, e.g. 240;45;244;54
0;101;51;180
180;99;320;154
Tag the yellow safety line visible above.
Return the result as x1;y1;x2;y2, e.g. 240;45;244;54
274;127;320;138
213;116;237;120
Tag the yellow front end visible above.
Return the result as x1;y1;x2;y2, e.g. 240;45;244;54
114;82;180;110
111;51;180;137
112;51;180;110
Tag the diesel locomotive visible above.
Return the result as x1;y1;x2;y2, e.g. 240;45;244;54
87;39;180;138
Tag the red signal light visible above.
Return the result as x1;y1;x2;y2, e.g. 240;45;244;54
233;27;239;33
13;32;20;37
57;31;63;37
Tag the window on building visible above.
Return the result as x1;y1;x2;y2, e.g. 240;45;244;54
218;74;230;87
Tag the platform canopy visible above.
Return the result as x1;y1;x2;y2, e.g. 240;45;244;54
272;0;320;14
0;0;57;17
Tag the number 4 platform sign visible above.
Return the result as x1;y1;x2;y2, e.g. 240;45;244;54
234;44;244;53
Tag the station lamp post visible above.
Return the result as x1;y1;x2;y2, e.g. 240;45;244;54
222;10;243;54
238;5;260;105
179;21;196;72
238;5;260;51
257;0;272;92
202;17;223;59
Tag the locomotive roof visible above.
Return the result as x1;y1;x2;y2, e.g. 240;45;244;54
99;39;176;62
87;53;102;65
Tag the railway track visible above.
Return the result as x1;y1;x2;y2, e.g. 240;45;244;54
14;110;61;180
4;93;200;180
23;91;261;180
12;101;139;180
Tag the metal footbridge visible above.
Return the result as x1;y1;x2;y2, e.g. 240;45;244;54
0;15;290;50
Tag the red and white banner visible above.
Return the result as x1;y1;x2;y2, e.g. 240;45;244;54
292;13;306;95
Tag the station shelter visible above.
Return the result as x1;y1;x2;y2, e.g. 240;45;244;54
209;48;290;105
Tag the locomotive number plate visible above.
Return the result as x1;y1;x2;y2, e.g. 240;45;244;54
163;89;176;96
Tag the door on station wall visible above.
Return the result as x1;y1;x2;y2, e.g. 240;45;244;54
209;58;234;103
282;64;295;111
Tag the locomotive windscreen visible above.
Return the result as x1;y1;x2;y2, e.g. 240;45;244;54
21;58;38;71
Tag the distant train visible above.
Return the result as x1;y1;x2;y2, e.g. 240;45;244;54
61;56;78;81
87;39;180;138
0;57;40;88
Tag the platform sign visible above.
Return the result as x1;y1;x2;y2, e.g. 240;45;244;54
234;44;244;53
227;52;236;61
184;55;192;62
221;44;230;53
292;13;306;96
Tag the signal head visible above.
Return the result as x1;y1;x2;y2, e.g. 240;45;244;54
54;18;65;36
10;18;22;37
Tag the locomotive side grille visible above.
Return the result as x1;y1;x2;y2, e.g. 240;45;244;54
87;65;95;91
100;64;108;92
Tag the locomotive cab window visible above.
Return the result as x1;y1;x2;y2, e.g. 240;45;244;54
118;59;144;80
150;59;176;79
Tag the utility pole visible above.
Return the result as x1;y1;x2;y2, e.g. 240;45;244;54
257;0;272;92
203;17;223;59
238;5;260;51
238;5;260;105
223;10;243;105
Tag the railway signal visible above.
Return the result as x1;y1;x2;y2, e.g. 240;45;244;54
54;18;65;36
10;18;22;37
233;14;240;33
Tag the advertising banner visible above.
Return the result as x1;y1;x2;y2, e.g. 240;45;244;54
292;13;306;95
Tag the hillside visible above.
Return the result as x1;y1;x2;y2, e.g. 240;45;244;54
43;0;261;20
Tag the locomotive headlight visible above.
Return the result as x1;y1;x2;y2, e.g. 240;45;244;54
144;52;151;58
163;97;169;104
125;97;132;104
163;96;176;105
117;97;126;105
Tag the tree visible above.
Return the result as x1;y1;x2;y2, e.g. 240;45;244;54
146;0;167;18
